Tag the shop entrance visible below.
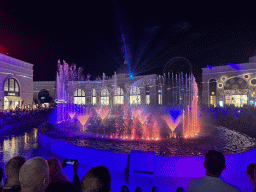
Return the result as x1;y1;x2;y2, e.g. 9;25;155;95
225;95;247;107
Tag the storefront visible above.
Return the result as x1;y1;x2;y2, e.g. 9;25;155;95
202;55;256;107
225;95;247;107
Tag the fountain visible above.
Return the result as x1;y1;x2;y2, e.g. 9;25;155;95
39;59;256;157
55;60;201;140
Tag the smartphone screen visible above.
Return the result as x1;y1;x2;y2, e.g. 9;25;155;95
66;160;75;165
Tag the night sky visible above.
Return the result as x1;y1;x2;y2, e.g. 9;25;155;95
1;1;256;83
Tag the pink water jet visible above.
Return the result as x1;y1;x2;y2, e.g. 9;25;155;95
77;113;91;130
164;114;181;138
96;107;109;121
68;113;75;119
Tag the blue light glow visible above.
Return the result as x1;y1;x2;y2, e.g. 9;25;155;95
207;65;213;70
227;63;240;71
167;109;182;123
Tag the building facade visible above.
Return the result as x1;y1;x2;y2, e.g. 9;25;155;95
33;71;196;107
33;73;164;106
0;54;33;110
202;56;256;107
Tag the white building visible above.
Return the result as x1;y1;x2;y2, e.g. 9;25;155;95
202;56;256;107
0;53;33;110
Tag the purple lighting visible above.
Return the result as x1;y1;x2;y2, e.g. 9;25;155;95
227;63;241;71
207;65;214;70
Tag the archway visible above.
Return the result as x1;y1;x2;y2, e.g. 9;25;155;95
4;78;22;110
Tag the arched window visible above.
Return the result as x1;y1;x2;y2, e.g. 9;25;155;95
4;78;22;110
114;87;124;105
158;85;162;105
145;85;150;105
38;89;51;104
101;88;109;105
74;89;86;105
4;78;20;96
92;89;97;105
209;79;217;107
130;86;141;105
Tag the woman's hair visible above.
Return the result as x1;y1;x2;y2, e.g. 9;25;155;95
47;158;70;184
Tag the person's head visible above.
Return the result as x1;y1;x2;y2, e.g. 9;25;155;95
5;156;26;184
121;185;129;192
0;166;3;185
151;186;158;192
204;150;226;176
247;163;256;186
176;187;185;192
81;166;111;192
19;157;49;192
47;158;70;184
135;187;142;192
46;181;80;192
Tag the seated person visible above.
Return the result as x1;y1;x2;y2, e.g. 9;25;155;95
187;150;240;192
81;166;111;192
246;163;256;192
121;185;129;192
1;156;26;192
19;157;49;192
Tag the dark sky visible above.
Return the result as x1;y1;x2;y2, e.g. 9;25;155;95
1;0;256;82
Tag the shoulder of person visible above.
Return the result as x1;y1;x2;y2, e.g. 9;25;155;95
2;185;21;192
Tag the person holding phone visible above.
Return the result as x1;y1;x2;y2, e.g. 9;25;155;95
61;158;80;187
45;158;80;192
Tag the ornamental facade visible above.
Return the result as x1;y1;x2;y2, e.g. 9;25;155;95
202;56;256;107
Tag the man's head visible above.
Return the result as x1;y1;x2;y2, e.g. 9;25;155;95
135;187;142;192
5;156;26;183
121;185;129;192
81;166;111;192
176;187;185;192
151;186;158;192
247;163;256;185
19;157;49;192
204;150;226;176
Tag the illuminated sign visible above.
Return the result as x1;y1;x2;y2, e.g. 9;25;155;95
251;92;256;97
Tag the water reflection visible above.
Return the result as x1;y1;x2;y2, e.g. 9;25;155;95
1;128;38;164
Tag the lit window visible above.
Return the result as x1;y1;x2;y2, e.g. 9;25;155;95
158;86;162;105
74;89;86;105
114;87;124;105
146;85;150;105
101;88;109;105
130;86;141;105
92;89;97;105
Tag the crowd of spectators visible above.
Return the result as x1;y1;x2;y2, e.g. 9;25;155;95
0;108;52;129
199;105;256;137
1;149;255;192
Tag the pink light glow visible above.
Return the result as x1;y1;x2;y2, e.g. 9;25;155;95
68;113;75;119
96;107;109;120
164;114;181;132
78;113;91;130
